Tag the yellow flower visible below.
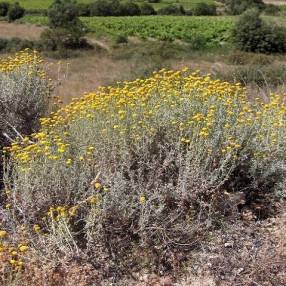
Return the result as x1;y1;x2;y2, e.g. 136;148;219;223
5;189;11;196
139;196;146;204
69;205;79;217
9;259;17;265
33;224;41;232
5;203;11;209
94;182;102;190
0;230;7;238
18;245;29;252
17;261;24;268
88;196;97;204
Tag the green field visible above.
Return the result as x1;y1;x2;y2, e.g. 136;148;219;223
5;0;90;9
7;0;215;10
23;15;234;44
142;0;215;10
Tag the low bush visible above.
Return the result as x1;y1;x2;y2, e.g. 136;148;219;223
114;33;128;44
232;64;286;87
77;3;91;16
41;0;88;55
0;2;9;17
215;61;286;87
192;2;217;16
227;51;274;65
140;2;156;15
157;4;185;15
0;50;51;145
232;8;286;53
89;0;120;16
7;2;25;22
111;41;188;79
225;0;265;15
40;26;88;51
0;37;38;53
187;33;207;50
263;4;281;15
0;50;52;188
120;1;141;16
3;66;286;282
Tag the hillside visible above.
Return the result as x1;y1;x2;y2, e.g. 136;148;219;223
0;0;286;285
0;50;285;285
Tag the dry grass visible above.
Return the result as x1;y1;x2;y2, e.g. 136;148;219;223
264;0;286;5
43;51;286;104
0;22;43;40
47;50;135;104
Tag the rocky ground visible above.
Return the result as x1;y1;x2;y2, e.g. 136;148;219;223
117;204;286;286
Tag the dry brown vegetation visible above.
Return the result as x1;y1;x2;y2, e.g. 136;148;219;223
4;207;285;286
263;0;286;5
0;22;43;40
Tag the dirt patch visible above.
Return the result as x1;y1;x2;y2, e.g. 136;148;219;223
47;50;135;104
264;0;286;5
0;22;43;40
111;207;286;286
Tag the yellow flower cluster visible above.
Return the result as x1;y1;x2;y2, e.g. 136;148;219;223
5;67;286;169
0;230;29;271
46;194;100;222
0;49;43;73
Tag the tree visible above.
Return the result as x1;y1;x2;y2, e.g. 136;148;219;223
157;4;185;15
225;0;264;15
90;0;122;16
192;3;216;16
140;3;156;15
7;2;25;22
232;8;286;53
0;2;10;17
41;0;87;53
120;1;141;16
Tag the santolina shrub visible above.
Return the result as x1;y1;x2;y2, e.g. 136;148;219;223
0;51;53;284
0;50;52;191
2;55;286;282
0;49;52;143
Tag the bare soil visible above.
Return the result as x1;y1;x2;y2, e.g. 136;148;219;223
0;22;43;40
117;207;286;286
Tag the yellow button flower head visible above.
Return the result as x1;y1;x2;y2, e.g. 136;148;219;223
17;261;24;269
94;182;102;190
88;196;97;204
18;245;29;252
9;259;17;265
69;205;79;217
0;244;5;252
0;230;7;238
33;224;41;232
5;203;11;209
139;196;146;205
